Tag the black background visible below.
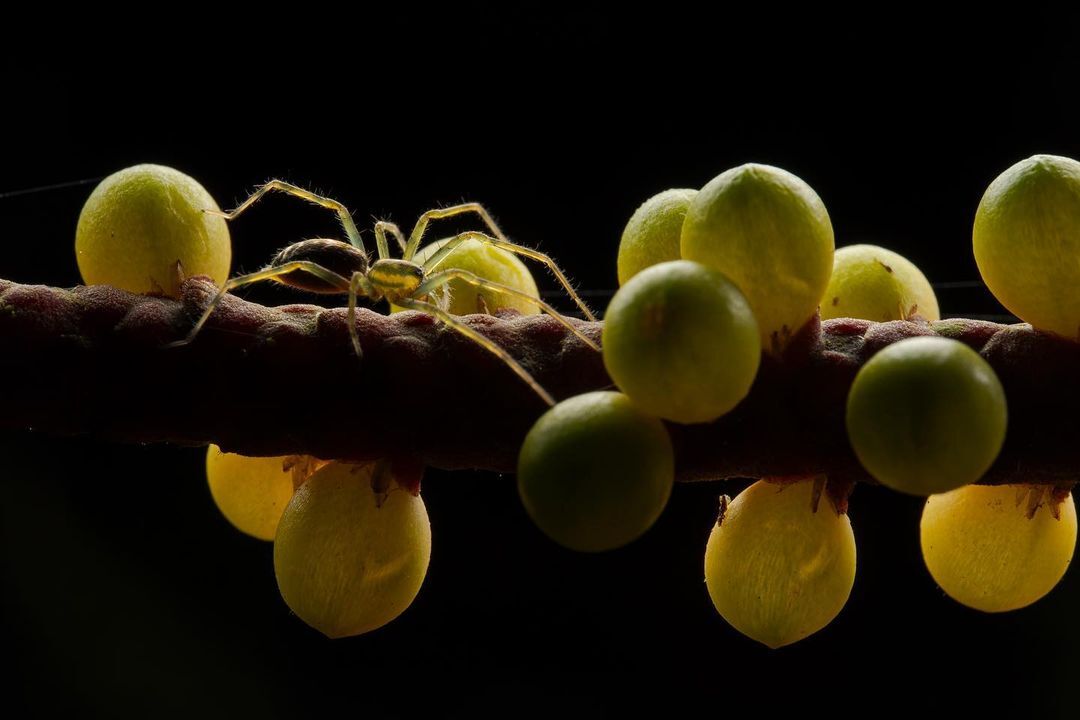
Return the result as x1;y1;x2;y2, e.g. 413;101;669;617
3;11;1080;718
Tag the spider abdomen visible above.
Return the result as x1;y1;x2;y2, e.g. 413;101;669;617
270;239;369;294
369;259;425;299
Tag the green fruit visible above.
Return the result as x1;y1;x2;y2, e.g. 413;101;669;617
76;164;231;297
921;485;1076;612
274;462;431;638
517;391;674;552
602;260;760;424
681;164;834;352
846;336;1007;496
704;479;857;649
821;244;940;322
974;154;1080;338
617;188;697;285
391;236;539;315
205;445;298;541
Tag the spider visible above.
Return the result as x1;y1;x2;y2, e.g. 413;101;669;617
169;180;599;406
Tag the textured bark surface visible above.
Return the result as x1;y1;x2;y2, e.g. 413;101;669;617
1;276;1077;485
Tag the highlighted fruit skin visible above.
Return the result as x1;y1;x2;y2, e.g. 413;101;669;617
76;164;231;297
845;336;1006;496
681;163;834;351
205;445;297;541
273;462;431;638
390;236;540;315
617;188;697;285
921;485;1077;612
602;260;760;424
974;154;1080;339
821;244;940;322
517;391;674;552
704;479;856;649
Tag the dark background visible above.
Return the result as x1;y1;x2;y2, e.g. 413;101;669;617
2;11;1079;717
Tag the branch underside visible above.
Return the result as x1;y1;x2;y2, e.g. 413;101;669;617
1;276;1077;487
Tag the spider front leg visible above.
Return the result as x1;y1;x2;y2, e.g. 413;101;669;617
403;202;508;260
395;296;556;407
422;231;596;321
346;271;379;359
209;179;368;256
166;261;351;348
374;221;407;256
415;269;600;352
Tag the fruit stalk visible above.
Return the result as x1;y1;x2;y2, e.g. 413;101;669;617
1;276;1077;486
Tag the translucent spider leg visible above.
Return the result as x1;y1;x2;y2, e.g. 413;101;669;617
374;220;407;256
422;231;596;321
207;179;368;255
395;296;556;407
346;271;380;358
403;202;508;260
167;261;351;348
414;269;600;351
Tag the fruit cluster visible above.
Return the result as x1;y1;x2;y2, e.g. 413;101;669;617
529;155;1080;647
72;155;1080;646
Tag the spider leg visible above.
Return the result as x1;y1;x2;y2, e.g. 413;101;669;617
422;231;596;321
395;296;555;407
347;271;379;360
404;202;507;260
374;221;407;256
416;269;600;352
166;261;351;348
209;179;368;256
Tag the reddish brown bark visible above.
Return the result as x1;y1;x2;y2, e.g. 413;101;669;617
1;276;1077;486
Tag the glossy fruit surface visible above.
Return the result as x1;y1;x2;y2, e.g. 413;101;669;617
921;485;1076;612
617;188;697;285
974;154;1080;338
821;244;939;322
602;260;760;423
274;462;431;638
76;164;231;297
704;479;856;648
517;391;674;552
681;163;833;351
846;336;1006;496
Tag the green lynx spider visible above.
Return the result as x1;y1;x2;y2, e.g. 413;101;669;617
170;180;599;406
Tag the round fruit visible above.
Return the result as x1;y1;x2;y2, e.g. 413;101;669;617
602;260;760;424
517;391;674;552
974;154;1080;338
76;164;231;297
617;188;697;285
704;479;857;649
390;236;539;315
274;462;431;638
205;445;298;541
681;163;834;352
921;485;1076;612
820;244;940;322
846;336;1007;496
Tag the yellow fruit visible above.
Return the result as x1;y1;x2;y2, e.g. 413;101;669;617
617;188;697;285
704;479;856;648
681;164;834;352
390;236;539;315
921;485;1076;612
76;164;231;297
205;446;299;541
821;244;940;322
973;154;1080;338
273;462;431;638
